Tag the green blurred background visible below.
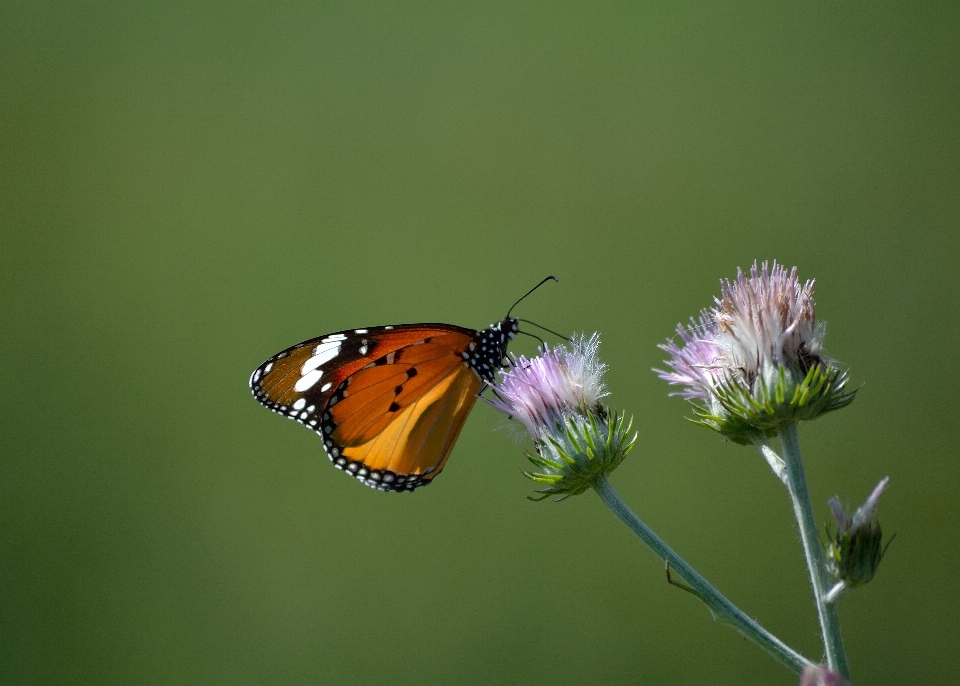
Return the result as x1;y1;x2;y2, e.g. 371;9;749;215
3;3;958;684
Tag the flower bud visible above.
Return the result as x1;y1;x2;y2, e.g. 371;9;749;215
825;477;891;587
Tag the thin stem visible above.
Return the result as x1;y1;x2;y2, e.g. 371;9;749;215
779;422;850;680
592;474;813;675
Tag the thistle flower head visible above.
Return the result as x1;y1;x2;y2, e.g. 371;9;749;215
488;334;635;499
487;333;608;439
656;261;856;443
826;477;891;587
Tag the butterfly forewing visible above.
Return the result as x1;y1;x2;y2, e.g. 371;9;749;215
251;324;471;413
249;319;518;491
327;346;463;443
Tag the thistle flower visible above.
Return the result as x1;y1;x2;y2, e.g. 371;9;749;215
488;334;636;499
656;261;856;443
826;477;891;589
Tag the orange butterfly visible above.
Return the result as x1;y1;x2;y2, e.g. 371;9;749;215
249;318;519;491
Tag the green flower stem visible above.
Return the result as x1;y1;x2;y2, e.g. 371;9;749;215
592;474;813;675
779;422;850;680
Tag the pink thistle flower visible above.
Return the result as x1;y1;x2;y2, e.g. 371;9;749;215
487;333;607;439
656;261;855;442
488;334;634;499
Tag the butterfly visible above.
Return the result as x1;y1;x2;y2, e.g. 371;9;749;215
249;317;520;492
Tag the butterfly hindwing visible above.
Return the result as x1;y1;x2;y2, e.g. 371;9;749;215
330;363;482;489
249;319;519;491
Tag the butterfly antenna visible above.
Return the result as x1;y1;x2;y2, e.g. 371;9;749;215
507;275;558;318
518;319;571;343
516;329;547;348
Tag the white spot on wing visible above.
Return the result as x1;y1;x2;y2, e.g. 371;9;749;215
264;362;273;373
295;369;324;392
354;329;368;334
293;398;306;410
321;333;348;343
303;341;341;374
320;382;332;392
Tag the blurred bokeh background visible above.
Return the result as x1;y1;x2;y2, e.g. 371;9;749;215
3;3;958;684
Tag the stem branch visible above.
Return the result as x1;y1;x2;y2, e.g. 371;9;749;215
593;474;813;675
